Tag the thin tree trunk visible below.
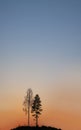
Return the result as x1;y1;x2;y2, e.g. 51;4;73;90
36;114;38;127
28;91;30;126
28;106;30;126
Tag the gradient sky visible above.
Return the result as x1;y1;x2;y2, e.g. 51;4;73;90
0;0;81;130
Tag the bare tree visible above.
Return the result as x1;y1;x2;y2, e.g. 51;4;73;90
23;88;33;126
32;94;42;127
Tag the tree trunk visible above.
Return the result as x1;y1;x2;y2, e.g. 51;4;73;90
28;106;30;126
28;92;30;126
36;114;38;127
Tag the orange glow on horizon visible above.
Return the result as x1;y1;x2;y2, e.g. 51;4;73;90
0;106;81;130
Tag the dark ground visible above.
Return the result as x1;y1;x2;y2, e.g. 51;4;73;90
11;126;62;130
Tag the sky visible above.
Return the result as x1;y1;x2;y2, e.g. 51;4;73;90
0;0;81;130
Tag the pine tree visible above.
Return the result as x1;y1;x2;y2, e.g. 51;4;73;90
32;94;42;127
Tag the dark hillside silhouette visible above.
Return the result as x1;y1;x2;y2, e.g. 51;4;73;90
11;126;62;130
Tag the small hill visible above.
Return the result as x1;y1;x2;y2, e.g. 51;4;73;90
11;126;62;130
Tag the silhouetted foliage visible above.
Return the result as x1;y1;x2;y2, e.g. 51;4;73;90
11;90;62;130
32;94;42;127
11;126;62;130
23;88;33;126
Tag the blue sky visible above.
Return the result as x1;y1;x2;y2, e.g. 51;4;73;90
0;0;81;60
0;0;81;82
0;0;81;90
0;1;81;129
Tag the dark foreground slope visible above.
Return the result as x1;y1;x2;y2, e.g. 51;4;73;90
11;126;62;130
